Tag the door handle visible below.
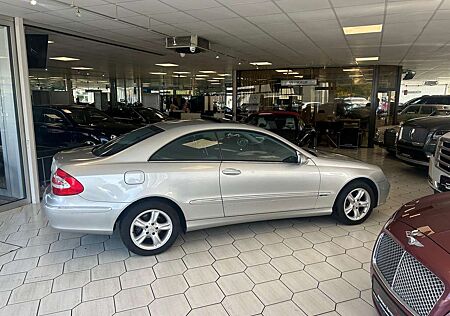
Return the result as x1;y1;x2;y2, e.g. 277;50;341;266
222;168;241;176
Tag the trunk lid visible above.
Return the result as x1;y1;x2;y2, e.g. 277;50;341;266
51;146;100;174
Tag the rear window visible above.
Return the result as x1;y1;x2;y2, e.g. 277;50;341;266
92;125;163;157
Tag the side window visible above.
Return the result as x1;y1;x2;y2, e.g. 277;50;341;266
151;131;220;161
404;105;420;114
32;107;44;123
420;106;434;115
217;130;296;162
41;109;68;125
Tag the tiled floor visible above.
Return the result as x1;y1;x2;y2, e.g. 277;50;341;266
0;147;432;316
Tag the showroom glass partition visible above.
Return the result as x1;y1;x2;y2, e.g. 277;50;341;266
0;18;27;209
236;66;401;147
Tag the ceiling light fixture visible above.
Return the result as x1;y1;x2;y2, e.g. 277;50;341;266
173;71;190;74
155;63;178;67
294;75;304;78
250;61;272;66
283;72;299;75
343;68;360;72
343;24;383;35
30;0;37;5
150;72;166;75
50;57;80;62
199;70;216;74
216;55;220;59
218;74;231;76
275;70;289;73
173;75;187;78
349;74;363;78
208;79;219;82
196;74;209;77
71;67;93;70
47;40;54;44
355;56;379;62
75;7;81;17
212;77;225;80
210;82;221;85
195;78;206;80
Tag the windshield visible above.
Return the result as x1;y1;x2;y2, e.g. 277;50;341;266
135;107;168;120
92;125;163;157
64;107;116;125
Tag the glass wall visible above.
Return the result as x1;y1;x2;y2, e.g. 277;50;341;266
0;23;26;206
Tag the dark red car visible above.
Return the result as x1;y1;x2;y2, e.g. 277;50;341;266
372;193;450;316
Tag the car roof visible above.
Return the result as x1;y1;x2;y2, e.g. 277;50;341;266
34;104;92;110
256;111;300;117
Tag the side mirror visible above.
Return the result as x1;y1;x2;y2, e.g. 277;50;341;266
296;151;307;165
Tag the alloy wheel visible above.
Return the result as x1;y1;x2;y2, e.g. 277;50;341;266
129;209;173;250
343;188;371;221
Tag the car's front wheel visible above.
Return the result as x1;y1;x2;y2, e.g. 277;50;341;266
119;201;180;256
333;181;375;225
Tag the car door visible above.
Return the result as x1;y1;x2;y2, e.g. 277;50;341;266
217;129;320;217
36;108;73;147
148;131;224;221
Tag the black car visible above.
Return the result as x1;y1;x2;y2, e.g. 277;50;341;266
245;111;316;147
107;106;171;126
33;105;136;149
396;116;450;166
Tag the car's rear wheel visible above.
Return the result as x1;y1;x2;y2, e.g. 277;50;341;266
119;201;180;256
333;181;375;225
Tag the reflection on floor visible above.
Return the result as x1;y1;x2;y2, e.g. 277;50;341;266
0;147;432;316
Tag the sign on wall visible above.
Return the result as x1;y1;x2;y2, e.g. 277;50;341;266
281;79;317;86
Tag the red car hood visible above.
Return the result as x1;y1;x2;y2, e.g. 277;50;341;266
394;192;450;254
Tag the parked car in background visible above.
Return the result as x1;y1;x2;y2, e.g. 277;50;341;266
33;105;136;149
43;121;389;256
396;116;450;166
429;131;450;192
107;106;171;126
344;97;369;109
245;111;316;147
372;193;450;316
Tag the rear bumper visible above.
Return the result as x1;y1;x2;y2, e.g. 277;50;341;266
377;180;390;206
42;187;127;234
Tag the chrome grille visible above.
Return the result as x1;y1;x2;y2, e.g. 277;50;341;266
399;126;429;144
436;139;450;173
374;234;445;316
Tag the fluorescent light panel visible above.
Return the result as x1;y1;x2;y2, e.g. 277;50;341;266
250;61;272;66
199;70;216;74
218;73;231;76
71;67;93;70
50;57;80;62
173;71;190;74
155;63;178;67
195;74;209;77
173;75;187;78
355;56;379;62
150;72;166;75
343;68;360;72
294;75;304;78
275;69;289;73
343;24;383;35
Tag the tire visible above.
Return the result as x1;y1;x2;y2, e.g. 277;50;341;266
119;201;181;256
333;180;375;225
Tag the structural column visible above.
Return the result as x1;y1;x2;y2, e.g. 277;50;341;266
110;78;117;107
232;70;238;121
368;65;380;148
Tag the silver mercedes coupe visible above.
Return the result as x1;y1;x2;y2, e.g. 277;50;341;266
43;120;390;256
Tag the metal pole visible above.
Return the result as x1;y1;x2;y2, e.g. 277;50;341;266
110;78;117;108
232;70;238;121
368;65;380;148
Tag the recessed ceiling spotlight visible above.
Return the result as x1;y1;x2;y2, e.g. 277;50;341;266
355;56;379;62
150;72;166;75
238;62;242;65
155;63;178;67
71;67;93;70
199;70;216;74
343;24;383;35
250;61;272;66
30;0;37;5
48;40;54;44
50;57;80;62
343;68;360;72
216;55;220;59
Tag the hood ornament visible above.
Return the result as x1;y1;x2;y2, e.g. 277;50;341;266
406;230;424;247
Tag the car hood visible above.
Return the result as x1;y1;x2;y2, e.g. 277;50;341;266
312;149;358;162
403;116;450;130
394;192;450;254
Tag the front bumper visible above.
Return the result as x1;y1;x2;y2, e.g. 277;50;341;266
428;156;450;192
396;141;436;167
42;187;127;234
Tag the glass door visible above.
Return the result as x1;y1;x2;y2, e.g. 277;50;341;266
0;22;26;206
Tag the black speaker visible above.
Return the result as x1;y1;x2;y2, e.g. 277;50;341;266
403;70;416;80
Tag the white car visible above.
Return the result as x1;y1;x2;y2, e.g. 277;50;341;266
429;132;450;192
43;120;390;255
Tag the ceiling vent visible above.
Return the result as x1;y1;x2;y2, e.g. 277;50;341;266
165;35;210;54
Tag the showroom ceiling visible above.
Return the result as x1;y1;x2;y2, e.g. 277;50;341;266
2;0;450;80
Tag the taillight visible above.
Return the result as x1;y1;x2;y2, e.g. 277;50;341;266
51;168;84;196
